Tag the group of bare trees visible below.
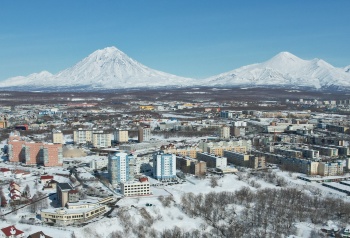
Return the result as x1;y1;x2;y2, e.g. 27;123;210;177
28;191;48;213
179;187;350;238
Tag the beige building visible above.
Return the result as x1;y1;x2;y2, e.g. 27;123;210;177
41;203;108;226
73;129;93;144
114;129;129;143
52;130;64;144
318;162;343;176
121;178;151;197
199;140;250;157
92;132;111;148
219;126;230;139
165;147;203;159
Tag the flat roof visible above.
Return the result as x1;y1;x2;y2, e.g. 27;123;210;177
57;183;73;190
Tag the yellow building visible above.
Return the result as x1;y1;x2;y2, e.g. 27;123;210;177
139;105;155;110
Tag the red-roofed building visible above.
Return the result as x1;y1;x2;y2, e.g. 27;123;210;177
9;182;20;191
0;168;11;177
40;175;54;185
1;225;24;237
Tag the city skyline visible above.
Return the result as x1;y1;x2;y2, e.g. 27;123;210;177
1;0;349;81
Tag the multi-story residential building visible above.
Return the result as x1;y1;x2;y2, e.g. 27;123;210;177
199;140;250;156
73;129;93;144
164;147;203;159
8;133;63;167
57;183;74;207
108;152;135;185
114;129;129;143
121;177;151;196
138;126;151;142
223;151;250;166
311;145;338;157
190;160;207;176
219;126;230;139
196;152;227;168
318;162;343;176
90;157;108;170
52;130;64;144
92;131;111;148
248;155;266;169
153;152;176;181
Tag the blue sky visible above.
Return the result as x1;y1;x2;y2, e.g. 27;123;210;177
1;0;349;80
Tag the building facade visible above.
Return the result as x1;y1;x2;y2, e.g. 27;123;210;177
121;178;151;196
153;152;176;181
8;133;63;167
92;132;111;148
138;126;151;142
114;129;129;143
108;152;135;185
52;130;64;144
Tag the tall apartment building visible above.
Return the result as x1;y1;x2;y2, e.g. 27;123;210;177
114;129;129;143
8;133;63;167
52;130;64;144
196;152;227;168
73;129;93;144
219;126;230;139
92;131;111;148
138;126;151;142
153;152;176;181
108;152;135;185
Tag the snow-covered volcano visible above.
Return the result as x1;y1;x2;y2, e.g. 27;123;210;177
0;48;349;91
0;46;195;90
205;52;350;89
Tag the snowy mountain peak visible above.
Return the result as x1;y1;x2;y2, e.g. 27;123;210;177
206;51;350;89
0;46;195;90
345;65;350;73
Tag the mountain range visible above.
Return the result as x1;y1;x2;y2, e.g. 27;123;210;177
0;46;349;91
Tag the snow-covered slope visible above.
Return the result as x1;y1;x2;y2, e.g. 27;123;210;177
205;52;350;89
0;47;194;90
345;65;350;73
0;49;349;91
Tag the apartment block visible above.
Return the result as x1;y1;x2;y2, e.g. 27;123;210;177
196;152;227;168
92;131;111;148
108;152;135;185
190;160;207;176
52;130;64;144
219;126;230;139
114;129;129;143
138;126;151;142
318;162;343;176
8;133;63;167
153;152;176;181
73;129;93;144
223;151;250;166
165;147;203;159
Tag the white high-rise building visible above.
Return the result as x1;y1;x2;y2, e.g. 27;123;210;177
153;152;176;181
108;152;135;185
